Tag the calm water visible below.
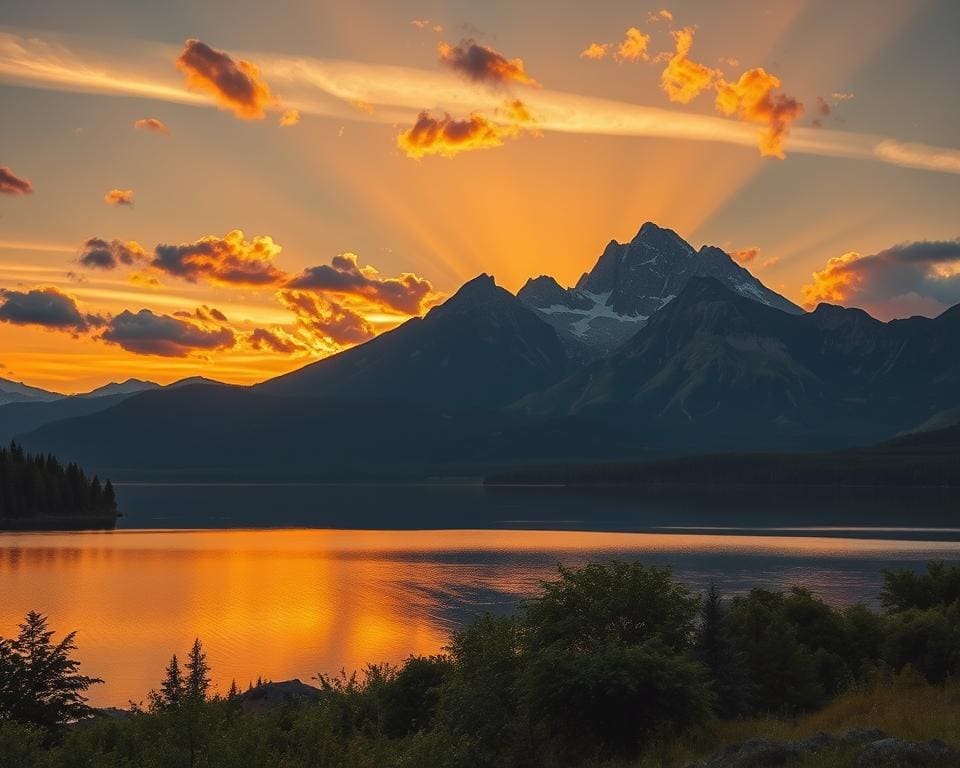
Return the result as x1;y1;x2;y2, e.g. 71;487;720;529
1;484;958;707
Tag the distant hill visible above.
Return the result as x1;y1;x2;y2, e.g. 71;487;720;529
15;384;632;481
487;423;960;487
0;376;226;443
0;377;62;406
517;222;801;355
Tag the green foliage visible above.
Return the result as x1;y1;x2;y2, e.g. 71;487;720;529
0;611;101;729
881;561;960;612
0;441;118;522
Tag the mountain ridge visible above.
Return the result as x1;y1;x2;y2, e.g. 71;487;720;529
517;222;801;355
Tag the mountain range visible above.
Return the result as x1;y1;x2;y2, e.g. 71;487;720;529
0;376;224;443
7;223;959;480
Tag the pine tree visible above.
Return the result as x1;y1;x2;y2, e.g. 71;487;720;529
694;583;752;717
185;639;211;702
227;679;240;699
0;611;102;728
161;654;186;707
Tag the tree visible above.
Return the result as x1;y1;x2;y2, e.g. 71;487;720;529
150;654;187;711
185;639;211;702
694;583;751;717
0;611;101;728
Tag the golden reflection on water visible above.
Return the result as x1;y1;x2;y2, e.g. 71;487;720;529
1;528;958;707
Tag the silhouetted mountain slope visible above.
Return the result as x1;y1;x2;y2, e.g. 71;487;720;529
0;377;62;406
16;385;632;481
518;277;960;451
259;274;576;409
517;222;801;354
0;376;228;442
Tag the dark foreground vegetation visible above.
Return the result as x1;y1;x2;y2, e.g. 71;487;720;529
488;426;960;486
2;561;959;767
0;442;117;529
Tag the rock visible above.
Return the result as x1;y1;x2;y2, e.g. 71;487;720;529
856;737;959;767
696;737;801;767
239;678;322;711
843;728;888;745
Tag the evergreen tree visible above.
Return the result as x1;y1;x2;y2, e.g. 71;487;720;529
0;611;101;728
149;654;187;710
185;639;211;702
694;583;751;717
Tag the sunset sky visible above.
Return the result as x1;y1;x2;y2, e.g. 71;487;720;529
2;0;959;392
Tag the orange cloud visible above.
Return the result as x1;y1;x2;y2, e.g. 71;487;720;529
397;111;524;159
133;117;171;135
279;108;300;126
832;92;855;102
248;327;302;354
615;27;651;62
0;165;33;195
152;230;286;286
175;39;274;119
287;253;436;315
659;27;720;104
802;239;960;319
278;290;375;347
104;188;135;206
647;9;674;23
580;42;611;60
731;246;760;264
410;19;430;29
802;251;865;308
499;98;537;125
438;39;540;87
714;68;804;158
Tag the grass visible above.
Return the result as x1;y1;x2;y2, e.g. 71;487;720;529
632;670;960;767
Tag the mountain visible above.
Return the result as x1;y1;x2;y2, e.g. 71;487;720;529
517;222;801;355
517;277;960;451
16;384;631;481
259;274;576;409
0;377;63;406
0;376;227;442
77;378;159;398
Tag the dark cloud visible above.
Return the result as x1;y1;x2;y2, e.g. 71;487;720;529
287;253;434;314
248;327;299;354
438;39;540;87
102;309;235;357
0;165;33;195
78;237;147;270
174;305;229;323
0;287;102;332
279;290;375;346
152;230;286;286
175;39;274;119
802;239;960;320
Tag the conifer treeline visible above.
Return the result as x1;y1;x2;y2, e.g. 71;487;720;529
0;442;118;520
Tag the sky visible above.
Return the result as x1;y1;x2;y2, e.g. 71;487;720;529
1;0;959;392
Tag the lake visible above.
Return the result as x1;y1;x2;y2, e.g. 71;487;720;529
1;484;958;707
